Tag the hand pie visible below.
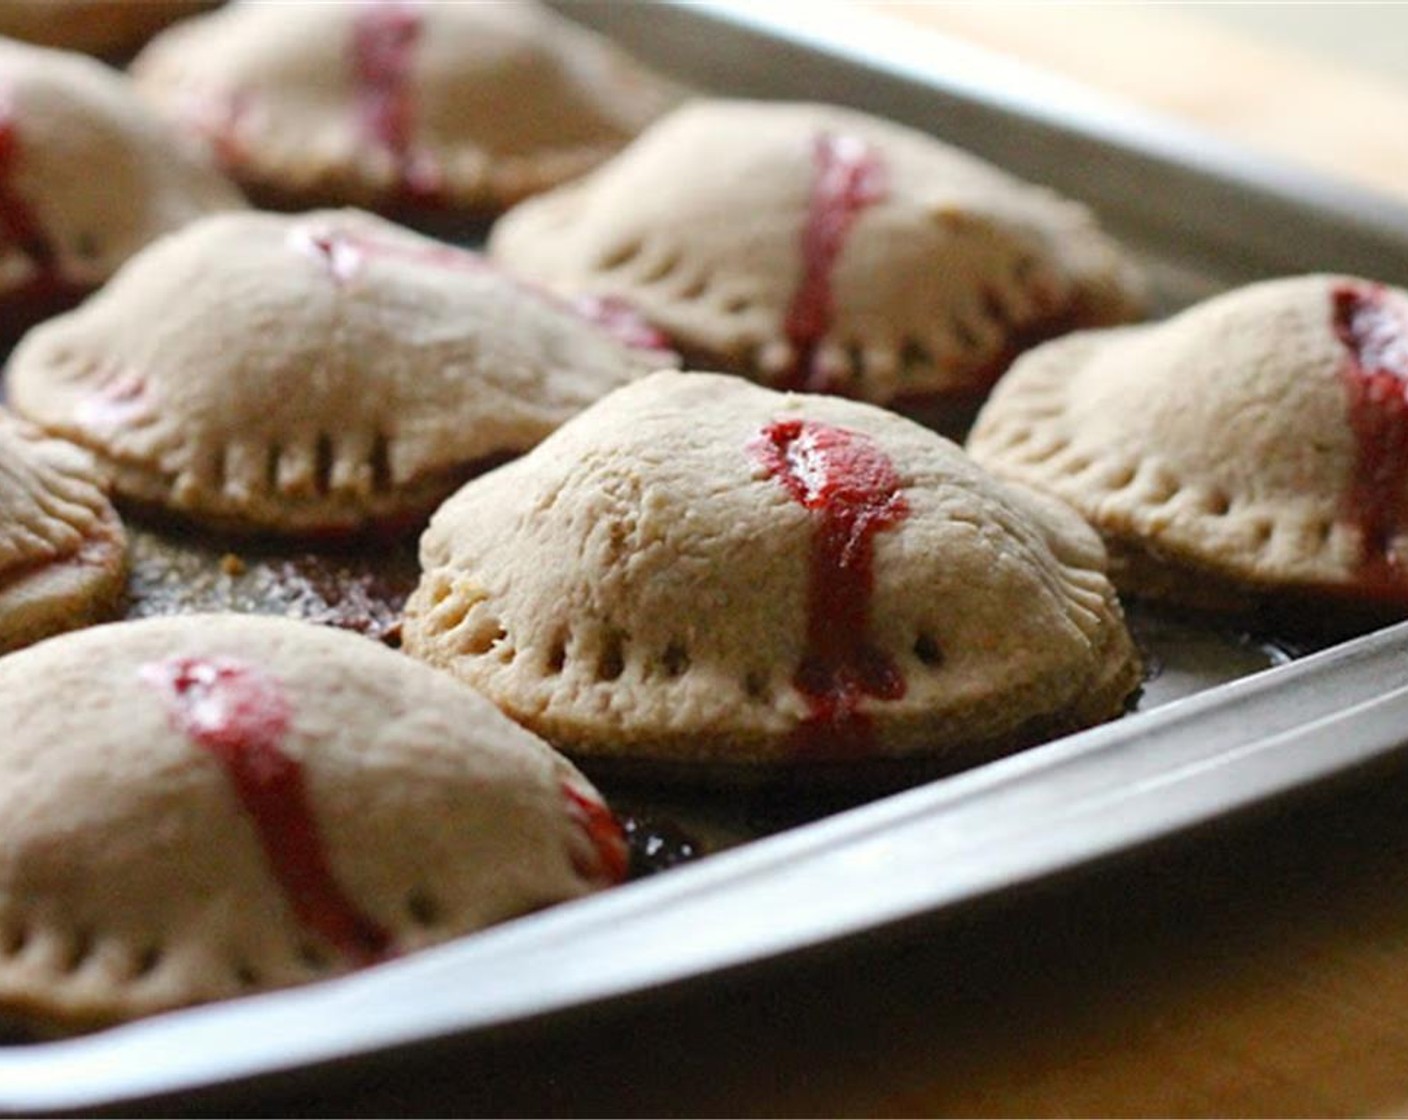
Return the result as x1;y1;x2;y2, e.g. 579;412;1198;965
5;208;675;537
967;274;1408;616
403;370;1141;782
488;99;1142;411
0;1;211;58
0;612;625;1032
130;0;684;221
0;37;243;339
0;407;125;653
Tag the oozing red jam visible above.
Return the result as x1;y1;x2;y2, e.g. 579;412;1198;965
290;228;367;283
141;656;392;965
562;784;629;884
750;419;909;753
781;132;888;393
351;1;440;202
182;88;250;172
289;224;670;352
570;294;674;353
1332;282;1408;582
0;95;63;293
75;370;152;432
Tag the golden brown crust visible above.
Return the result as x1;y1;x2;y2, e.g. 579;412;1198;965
0;36;243;337
6;208;676;537
0;612;618;1031
403;370;1141;779
0;410;126;653
130;0;685;218
489;99;1143;407
967;274;1408;615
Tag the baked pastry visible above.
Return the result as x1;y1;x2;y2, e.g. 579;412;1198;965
0;612;626;1031
488;99;1142;412
0;1;212;59
0;36;243;339
0;407;125;653
5;208;675;537
130;0;684;222
403;370;1141;782
966;274;1408;616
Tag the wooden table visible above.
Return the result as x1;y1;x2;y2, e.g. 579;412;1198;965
868;3;1408;207
200;8;1408;1116
235;755;1408;1117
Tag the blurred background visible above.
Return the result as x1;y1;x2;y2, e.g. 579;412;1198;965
863;3;1408;204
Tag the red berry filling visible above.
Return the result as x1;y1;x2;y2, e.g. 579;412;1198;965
351;1;441;202
562;783;629;885
141;655;392;965
1332;281;1408;581
781;132;888;393
749;418;909;753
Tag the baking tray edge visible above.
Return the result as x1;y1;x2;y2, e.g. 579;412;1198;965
5;1;1408;1110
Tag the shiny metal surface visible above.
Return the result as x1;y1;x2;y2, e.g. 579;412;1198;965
6;2;1408;1111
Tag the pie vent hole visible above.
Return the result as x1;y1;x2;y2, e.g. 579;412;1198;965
234;961;260;989
315;433;335;494
435;596;470;632
900;337;933;373
545;633;569;674
597;239;644;272
640;248;681;285
678;273;710;301
914;633;944;667
370;431;393;493
997;424;1032;449
1;921;28;956
263;442;281;492
596;631;626;682
211;445;230;492
73;231;102;262
1316;519;1336;547
463;618;507;656
406;886;442;928
1027;436;1069;465
951;316;980;351
662;640;690;678
298;943;331;973
1144;470;1181;504
1107;463;1137;490
1204;488;1232;516
133;944;164;979
844;343;866;383
59;928;94;974
722;294;754;316
981;287;1011;327
743;670;769;700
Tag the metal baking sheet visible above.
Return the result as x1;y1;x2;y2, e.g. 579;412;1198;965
6;2;1408;1111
